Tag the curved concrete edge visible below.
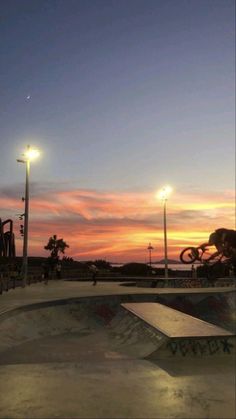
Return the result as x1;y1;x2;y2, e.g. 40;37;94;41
0;297;168;360
0;293;138;321
0;283;236;322
1;289;235;361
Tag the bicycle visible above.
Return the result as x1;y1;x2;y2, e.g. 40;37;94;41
179;245;234;286
179;246;226;264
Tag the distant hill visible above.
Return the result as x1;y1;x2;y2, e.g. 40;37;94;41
154;259;179;264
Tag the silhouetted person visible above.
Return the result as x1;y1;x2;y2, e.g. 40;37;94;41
200;228;236;274
191;264;197;279
42;262;49;284
90;264;98;285
55;262;62;279
201;228;235;255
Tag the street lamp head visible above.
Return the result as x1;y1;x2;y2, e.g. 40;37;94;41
17;146;40;164
157;185;172;201
23;146;40;161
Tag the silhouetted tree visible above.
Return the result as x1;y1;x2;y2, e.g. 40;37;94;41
44;235;69;260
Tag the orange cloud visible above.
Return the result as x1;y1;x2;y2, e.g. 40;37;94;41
1;185;235;262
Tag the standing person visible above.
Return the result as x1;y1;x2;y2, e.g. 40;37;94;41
90;264;98;286
191;264;197;279
41;262;49;284
55;261;62;279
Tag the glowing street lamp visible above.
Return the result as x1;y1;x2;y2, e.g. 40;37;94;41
17;145;40;287
158;186;172;279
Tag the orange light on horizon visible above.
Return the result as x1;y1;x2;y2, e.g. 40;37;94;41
3;185;235;262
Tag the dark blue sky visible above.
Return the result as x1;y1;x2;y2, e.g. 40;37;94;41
0;0;235;192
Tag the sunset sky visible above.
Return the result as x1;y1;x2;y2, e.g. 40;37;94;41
0;0;235;263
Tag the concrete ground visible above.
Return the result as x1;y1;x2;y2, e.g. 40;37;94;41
1;280;235;315
0;281;235;419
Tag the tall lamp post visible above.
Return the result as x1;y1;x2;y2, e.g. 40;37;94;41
147;243;154;267
17;145;40;287
158;186;172;280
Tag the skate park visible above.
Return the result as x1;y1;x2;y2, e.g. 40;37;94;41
0;279;235;419
1;1;236;417
1;217;236;418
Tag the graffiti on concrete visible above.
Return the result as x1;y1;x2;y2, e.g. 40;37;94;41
94;304;116;323
167;337;234;356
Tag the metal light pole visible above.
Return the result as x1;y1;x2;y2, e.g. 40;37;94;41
17;145;40;287
163;198;168;279
147;243;154;267
22;158;30;287
158;186;172;280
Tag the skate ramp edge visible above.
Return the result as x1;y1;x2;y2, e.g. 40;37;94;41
121;302;235;359
0;298;170;360
0;297;234;363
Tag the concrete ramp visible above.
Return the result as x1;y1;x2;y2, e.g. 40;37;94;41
121;302;235;358
0;297;234;365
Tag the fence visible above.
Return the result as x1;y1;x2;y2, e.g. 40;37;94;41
0;267;234;295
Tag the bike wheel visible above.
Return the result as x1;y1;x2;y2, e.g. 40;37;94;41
180;247;199;264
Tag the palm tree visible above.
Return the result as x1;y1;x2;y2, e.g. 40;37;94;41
44;235;69;260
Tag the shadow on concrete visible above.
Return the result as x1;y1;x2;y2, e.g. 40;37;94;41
149;356;235;377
